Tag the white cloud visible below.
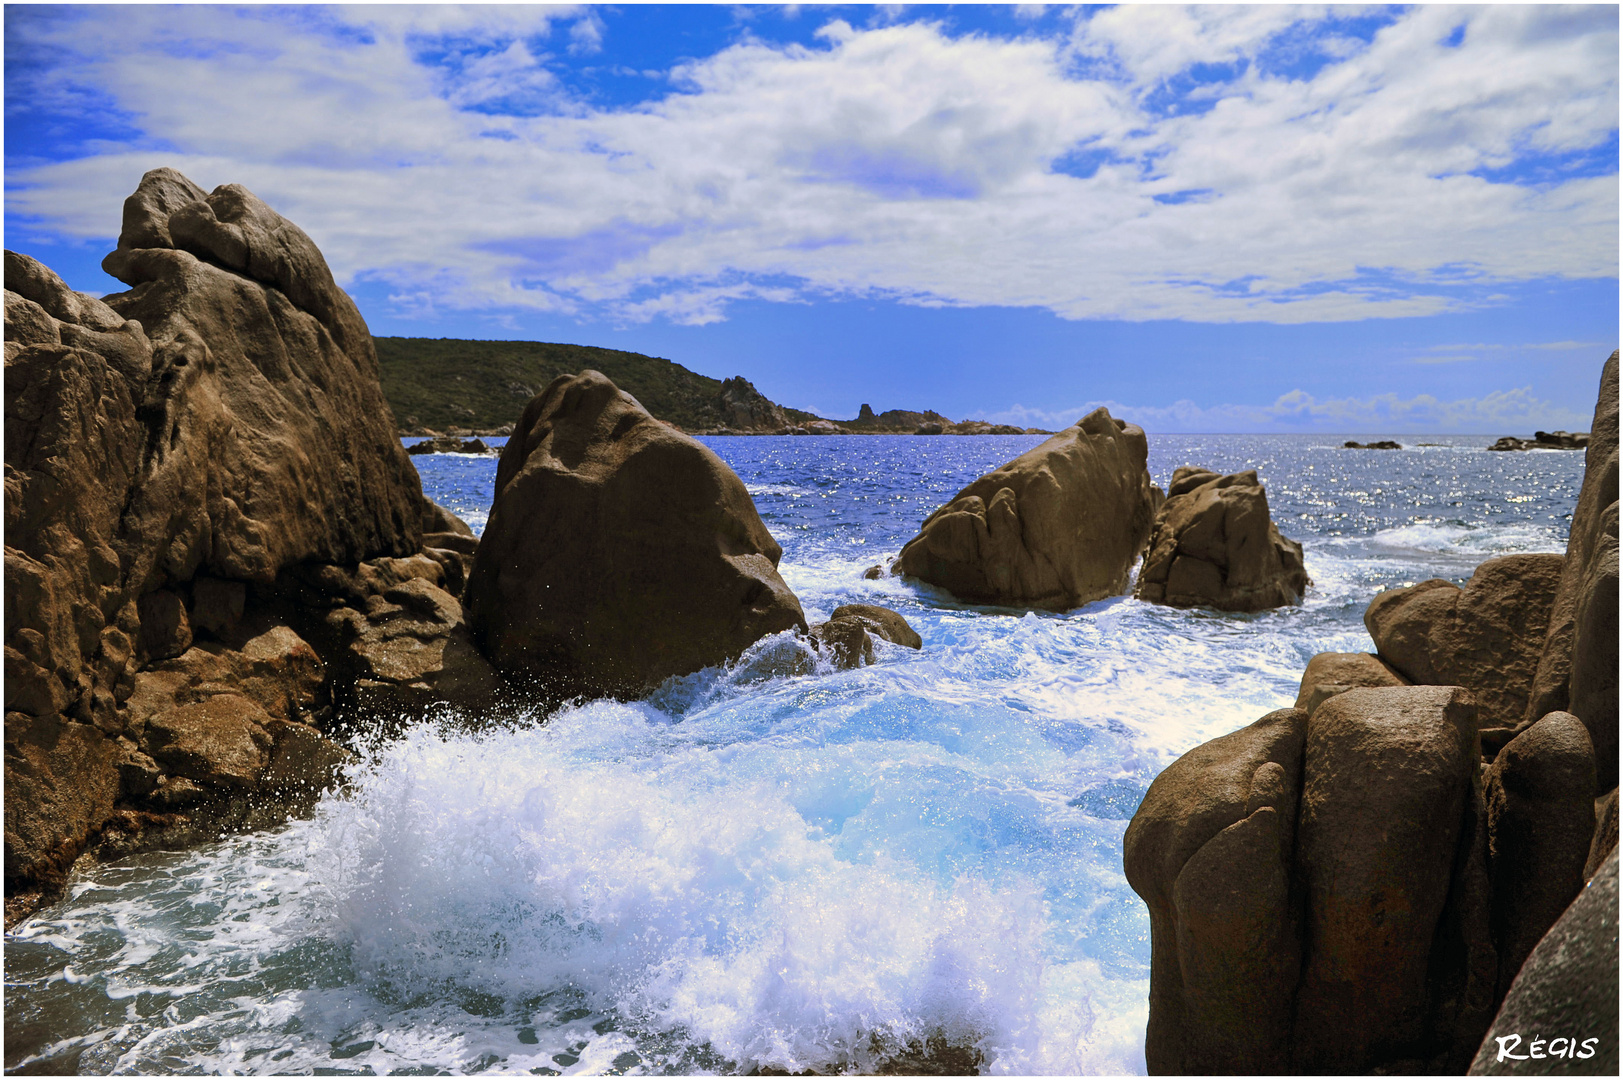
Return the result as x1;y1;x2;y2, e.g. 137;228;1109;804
984;386;1594;434
5;5;1617;326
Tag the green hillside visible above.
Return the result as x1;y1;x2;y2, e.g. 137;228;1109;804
373;336;822;433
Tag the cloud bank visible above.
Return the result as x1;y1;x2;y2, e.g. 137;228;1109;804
6;5;1617;327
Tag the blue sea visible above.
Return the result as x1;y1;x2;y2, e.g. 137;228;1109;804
4;435;1584;1075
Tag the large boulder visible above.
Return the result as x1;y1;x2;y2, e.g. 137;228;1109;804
3;169;438;915
1525;353;1619;790
1484;712;1596;1002
1135;467;1309;612
1365;554;1566;730
1126;686;1496;1074
1293;650;1410;716
1469;850;1618;1075
893;407;1158;609
462;371;806;699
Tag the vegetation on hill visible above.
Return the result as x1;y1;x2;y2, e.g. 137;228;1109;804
373;337;823;433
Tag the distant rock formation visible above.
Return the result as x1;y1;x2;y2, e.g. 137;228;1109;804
2;169;488;924
407;435;497;455
1489;431;1590;451
1344;440;1402;449
717;375;788;431
462;370;806;700
1134;468;1309;612
893;408;1159;609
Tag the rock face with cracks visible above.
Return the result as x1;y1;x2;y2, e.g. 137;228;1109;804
1135;467;1309;612
3;169;469;921
463;370;806;700
893;407;1158;610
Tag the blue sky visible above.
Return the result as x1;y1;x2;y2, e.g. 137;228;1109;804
5;4;1618;431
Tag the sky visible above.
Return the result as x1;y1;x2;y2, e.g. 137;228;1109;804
5;3;1619;432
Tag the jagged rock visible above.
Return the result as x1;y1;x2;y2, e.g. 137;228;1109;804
1524;354;1618;791
463;370;805;700
3;168;436;910
1293;651;1410;716
1469;851;1618;1075
1365;554;1566;730
894;407;1158;610
718;376;787;431
1135;468;1309;612
1484;712;1597;1001
1126;687;1495;1074
143;695;274;790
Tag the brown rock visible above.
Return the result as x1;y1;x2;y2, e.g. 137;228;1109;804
137;589;192;661
3;713;120;889
1293;651;1410;715
1365;554;1566;729
1469;851;1618;1075
1524;352;1619;790
807;616;876;670
1585;788;1619;881
1123;707;1307;1074
142;694;273;790
463;371;805;700
259;718;351;798
894;407;1158;610
189;576;245;635
1135;468;1309;612
1485;712;1597;1001
829;604;922;650
1291;685;1481;1073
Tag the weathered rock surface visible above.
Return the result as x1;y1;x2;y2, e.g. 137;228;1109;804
3;169;458;919
894;408;1158;610
1365;554;1566;730
1484;712;1596;1001
1293;650;1410;715
1127;687;1495;1074
1586;788;1618;882
1524;353;1619;791
1135;468;1309;612
1469;851;1618;1075
805;604;923;670
463;370;805;700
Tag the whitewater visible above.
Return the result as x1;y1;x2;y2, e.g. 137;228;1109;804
4;434;1584;1075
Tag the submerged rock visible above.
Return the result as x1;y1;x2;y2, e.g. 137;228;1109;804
1344;440;1403;449
893;407;1158;610
463;370;805;700
805;604;923;670
1134;468;1309;612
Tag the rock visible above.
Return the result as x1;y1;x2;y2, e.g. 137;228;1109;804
3;168;433;904
862;564;883;580
1292;686;1486;1073
807;616;875;669
142;694;273;790
1365;554;1566;730
1293;651;1409;715
259;718;351;798
1124;707;1307;1074
1468;851;1618;1075
1488;432;1591;452
1585;788;1618;882
829;604;923;650
718;376;787;431
1524;354;1619;790
1127;687;1495;1074
1344;440;1403;449
916;422;944;435
422;499;475;538
463;370;805;700
1135;468;1309;612
894;408;1158;610
804;419;844;435
407;435;497;455
1485;712;1597;1001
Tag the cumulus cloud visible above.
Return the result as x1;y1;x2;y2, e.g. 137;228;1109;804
986;386;1594;435
5;5;1616;327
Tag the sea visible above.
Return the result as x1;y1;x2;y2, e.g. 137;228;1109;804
4;434;1585;1076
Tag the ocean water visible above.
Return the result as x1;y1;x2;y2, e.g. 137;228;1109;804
5;435;1584;1076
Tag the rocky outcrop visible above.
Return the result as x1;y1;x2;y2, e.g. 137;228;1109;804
717;376;788;432
463;370;805;700
893;408;1158;610
408;435;496;455
1489;431;1590;451
1524;353;1618;790
806;604;923;669
1469;850;1618;1075
1344;440;1403;449
1134;468;1309;612
1126;687;1494;1074
1365;554;1566;731
3;169;461;920
1293;651;1410;715
1484;712;1596;1002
